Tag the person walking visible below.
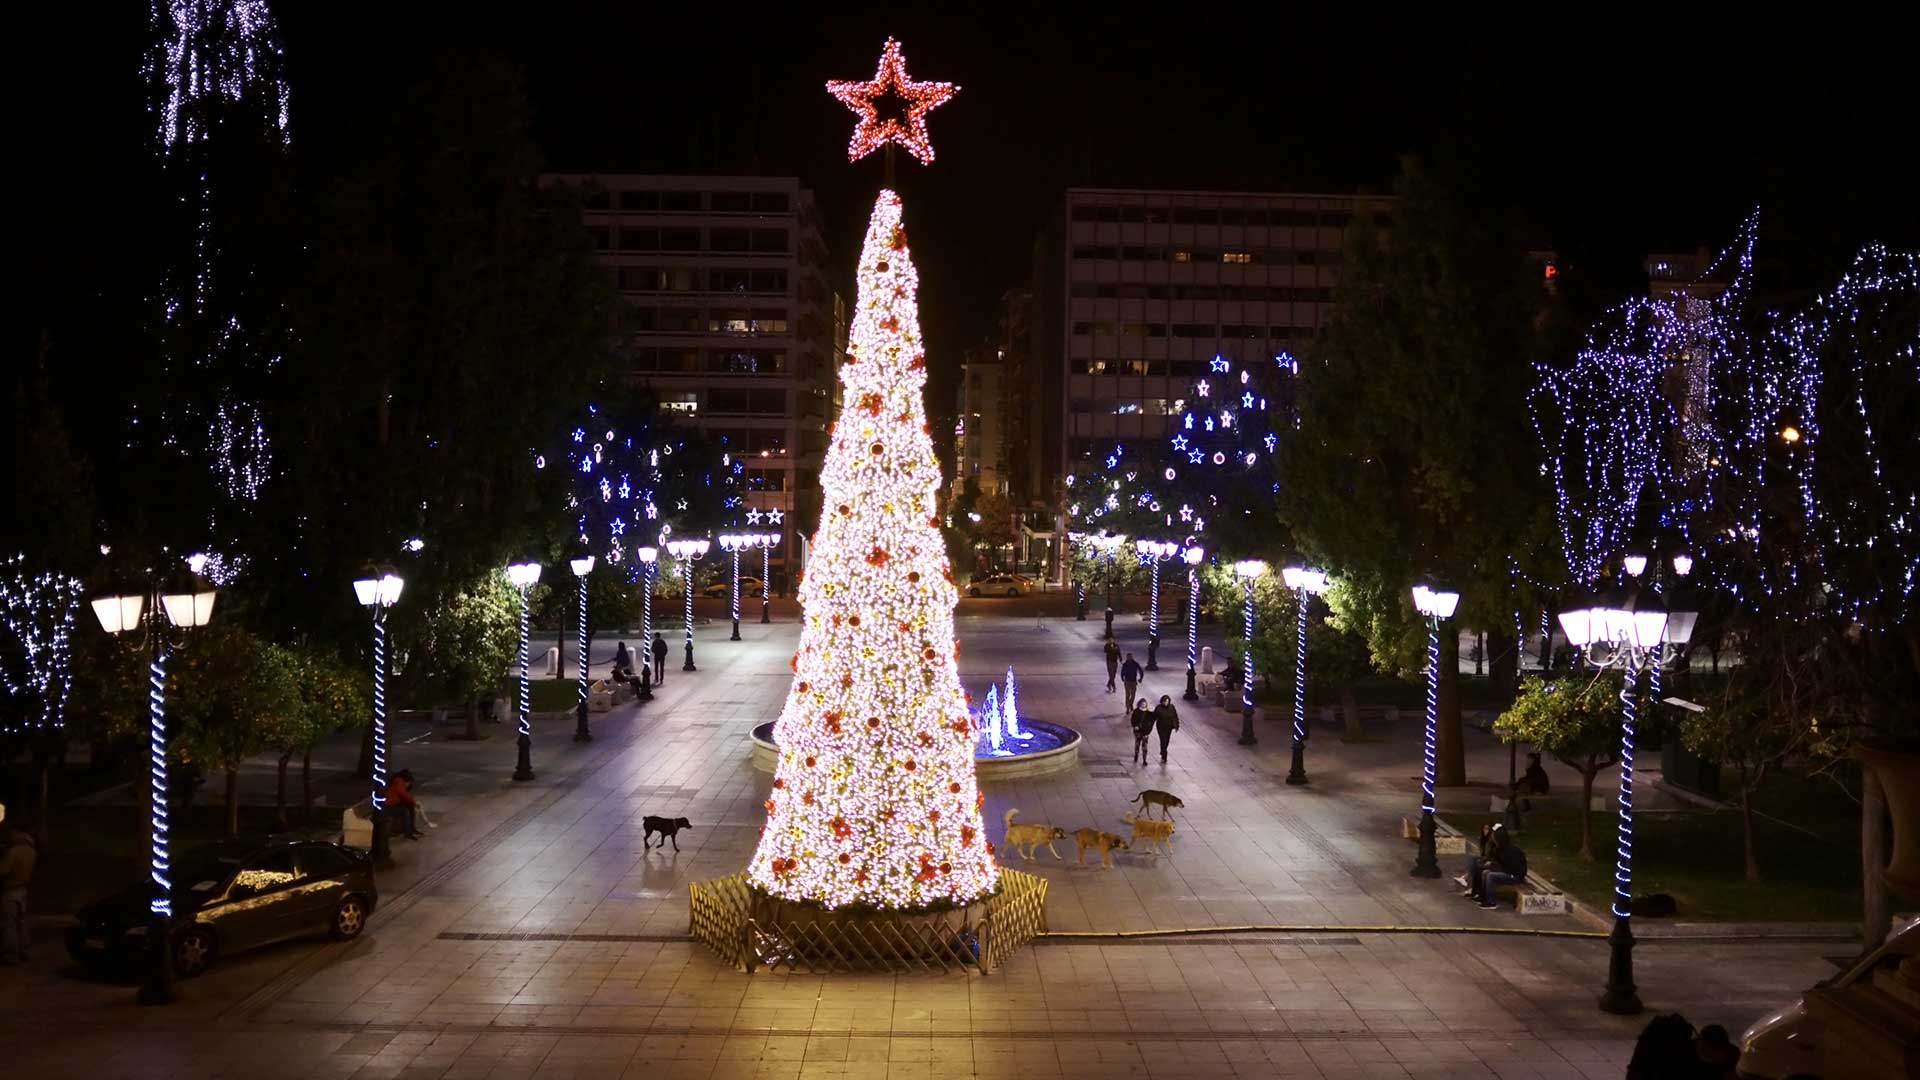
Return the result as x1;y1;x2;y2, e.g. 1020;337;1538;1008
1103;639;1120;693
0;823;37;965
1120;653;1143;709
1129;698;1156;766
651;633;669;687
1153;695;1181;764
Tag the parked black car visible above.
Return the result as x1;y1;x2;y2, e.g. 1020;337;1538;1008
67;838;377;978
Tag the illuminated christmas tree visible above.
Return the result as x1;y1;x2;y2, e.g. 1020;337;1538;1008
748;185;996;909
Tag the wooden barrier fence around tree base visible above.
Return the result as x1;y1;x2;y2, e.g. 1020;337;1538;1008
688;869;1049;974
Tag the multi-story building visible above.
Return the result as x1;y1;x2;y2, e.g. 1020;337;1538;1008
546;174;843;588
1032;188;1391;496
952;346;1007;502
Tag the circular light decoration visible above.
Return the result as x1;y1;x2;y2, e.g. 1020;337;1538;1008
1213;452;1226;465
1164;468;1176;481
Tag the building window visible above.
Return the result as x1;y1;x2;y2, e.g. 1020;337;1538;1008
750;269;787;292
750;192;790;213
751;308;789;333
707;388;787;415
659;228;699;251
619;190;659;212
618;228;658;251
585;191;612;210
1222;251;1253;264
1172;250;1192;263
661;191;701;211
751;228;789;253
710;228;752;253
1171;323;1214;338
745;467;786;491
709;192;751;213
708;349;787;374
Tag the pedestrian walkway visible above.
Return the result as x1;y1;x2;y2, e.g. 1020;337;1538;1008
0;616;1839;1079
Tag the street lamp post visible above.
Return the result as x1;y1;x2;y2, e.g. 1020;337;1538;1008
719;534;744;641
667;539;709;671
1232;560;1266;745
1280;566;1330;786
759;532;776;624
636;545;657;699
91;564;217;1006
1102;534;1125;638
1409;583;1461;878
569;555;595;742
506;560;542;782
352;568;404;869
1182;546;1205;701
1136;540;1178;670
1560;552;1697;1016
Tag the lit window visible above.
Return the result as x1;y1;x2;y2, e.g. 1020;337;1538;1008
1173;250;1193;263
1222;252;1252;264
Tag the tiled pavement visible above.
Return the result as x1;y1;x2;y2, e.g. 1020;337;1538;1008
0;616;1841;1078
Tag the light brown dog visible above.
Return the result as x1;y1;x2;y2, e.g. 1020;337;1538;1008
1002;808;1068;861
1122;812;1176;855
1072;827;1130;869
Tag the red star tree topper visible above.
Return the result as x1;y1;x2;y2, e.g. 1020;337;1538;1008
746;187;997;909
826;38;958;165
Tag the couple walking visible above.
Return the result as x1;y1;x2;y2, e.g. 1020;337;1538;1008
1108;639;1179;763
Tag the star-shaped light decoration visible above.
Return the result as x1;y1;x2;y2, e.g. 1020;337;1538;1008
1209;357;1231;373
766;508;785;525
746;508;763;525
827;39;959;165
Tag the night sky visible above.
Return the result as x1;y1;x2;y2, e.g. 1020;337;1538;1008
17;3;1920;392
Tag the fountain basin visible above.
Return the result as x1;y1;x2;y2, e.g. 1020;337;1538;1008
750;719;1082;781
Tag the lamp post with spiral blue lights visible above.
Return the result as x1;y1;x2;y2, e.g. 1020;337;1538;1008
90;560;217;1006
352;568;404;868
1280;566;1329;785
1181;545;1205;701
1409;583;1460;878
1558;552;1696;1016
1232;560;1266;746
506;560;542;781
568;555;594;741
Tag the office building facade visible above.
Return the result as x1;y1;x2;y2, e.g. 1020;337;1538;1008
547;174;843;587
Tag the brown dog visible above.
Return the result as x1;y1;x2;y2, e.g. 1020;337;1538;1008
1072;827;1130;869
1130;789;1184;820
1002;809;1068;861
1122;812;1176;855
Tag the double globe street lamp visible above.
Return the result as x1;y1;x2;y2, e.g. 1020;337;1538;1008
718;534;748;641
351;568;404;869
91;562;217;1005
1135;539;1180;670
1280;566;1330;786
666;538;709;671
1409;583;1461;878
1181;545;1206;701
1558;552;1697;1016
505;560;542;782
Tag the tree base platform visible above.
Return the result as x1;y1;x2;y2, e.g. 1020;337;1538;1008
688;870;1048;974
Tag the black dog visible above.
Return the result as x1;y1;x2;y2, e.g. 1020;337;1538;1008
643;815;692;851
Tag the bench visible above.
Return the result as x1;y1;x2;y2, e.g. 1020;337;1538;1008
1492;877;1570;915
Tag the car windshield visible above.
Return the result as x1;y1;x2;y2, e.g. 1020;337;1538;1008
172;848;247;893
1835;917;1919;986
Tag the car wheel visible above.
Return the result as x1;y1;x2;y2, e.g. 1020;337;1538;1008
330;895;370;941
173;926;215;978
968;588;980;597
1007;588;1019;597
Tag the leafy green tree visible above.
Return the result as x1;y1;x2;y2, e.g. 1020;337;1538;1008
1311;580;1384;741
1279;156;1556;786
1495;674;1623;860
1683;619;1844;882
170;624;302;835
281;648;369;827
394;571;518;741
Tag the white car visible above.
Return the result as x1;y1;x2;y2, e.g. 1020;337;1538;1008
1738;913;1919;1078
966;573;1034;597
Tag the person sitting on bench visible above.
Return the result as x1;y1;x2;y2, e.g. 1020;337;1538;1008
1469;824;1527;909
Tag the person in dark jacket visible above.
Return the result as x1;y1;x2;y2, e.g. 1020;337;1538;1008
1120;654;1143;708
651;634;669;686
1103;639;1120;693
1129;698;1156;766
1471;825;1528;907
612;641;634;680
1152;695;1181;763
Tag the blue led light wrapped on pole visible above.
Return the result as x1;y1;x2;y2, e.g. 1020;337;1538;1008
1560;550;1695;1016
1136;540;1177;671
1409;584;1459;878
353;569;403;867
637;546;657;698
720;535;744;641
668;539;708;671
1281;567;1329;785
569;556;594;741
1233;561;1266;746
760;533;774;624
93;567;216;1006
506;561;542;782
1182;546;1204;701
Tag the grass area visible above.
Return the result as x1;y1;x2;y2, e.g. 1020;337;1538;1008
527;677;582;713
1459;803;1909;923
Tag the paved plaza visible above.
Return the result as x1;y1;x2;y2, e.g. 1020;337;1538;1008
0;614;1840;1078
